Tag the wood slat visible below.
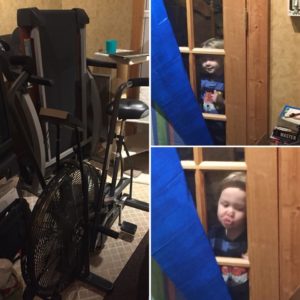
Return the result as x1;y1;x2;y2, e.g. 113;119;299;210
179;46;190;53
216;256;250;268
181;161;247;170
203;113;227;122
199;161;247;170
279;149;300;300
245;148;279;300
247;0;270;144
223;0;247;144
193;147;202;164
186;0;197;93
128;0;145;98
179;47;225;55
192;48;225;55
186;0;195;49
181;160;198;169
193;149;207;231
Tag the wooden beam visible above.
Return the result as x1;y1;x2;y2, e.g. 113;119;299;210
245;148;279;300
279;148;300;300
223;0;247;144
216;256;250;268
193;148;208;231
247;0;270;144
128;0;145;95
186;0;197;93
203;113;227;122
191;48;225;55
181;161;247;170
199;161;247;170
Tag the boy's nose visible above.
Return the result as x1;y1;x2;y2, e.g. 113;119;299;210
226;208;234;216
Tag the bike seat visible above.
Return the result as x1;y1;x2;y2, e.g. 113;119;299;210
107;99;149;120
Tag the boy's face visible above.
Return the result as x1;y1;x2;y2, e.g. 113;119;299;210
217;187;246;231
202;56;223;76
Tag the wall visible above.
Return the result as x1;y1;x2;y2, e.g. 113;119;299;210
0;0;133;57
270;0;300;128
0;0;61;34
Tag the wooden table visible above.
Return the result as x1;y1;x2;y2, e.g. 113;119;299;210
94;50;149;92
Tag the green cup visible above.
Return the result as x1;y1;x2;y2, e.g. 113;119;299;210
105;39;117;54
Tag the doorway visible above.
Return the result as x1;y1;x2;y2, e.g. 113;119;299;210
154;0;269;145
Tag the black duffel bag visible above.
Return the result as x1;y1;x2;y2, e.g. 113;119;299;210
0;198;31;261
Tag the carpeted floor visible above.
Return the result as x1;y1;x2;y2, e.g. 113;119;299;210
104;231;149;300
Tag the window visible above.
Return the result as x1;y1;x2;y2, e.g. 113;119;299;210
179;147;279;299
155;0;269;145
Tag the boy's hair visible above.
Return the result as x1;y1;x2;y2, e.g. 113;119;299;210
219;172;246;196
201;37;224;49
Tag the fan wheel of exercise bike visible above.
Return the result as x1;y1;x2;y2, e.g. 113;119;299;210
84;161;102;213
21;161;89;297
84;162;113;254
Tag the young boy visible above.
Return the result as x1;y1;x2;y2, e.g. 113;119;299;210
199;38;226;144
208;172;248;300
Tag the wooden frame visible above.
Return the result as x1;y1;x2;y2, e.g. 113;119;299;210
278;148;300;300
223;0;247;144
129;0;146;83
171;0;270;144
245;148;279;300
155;147;300;299
180;147;279;299
247;0;270;144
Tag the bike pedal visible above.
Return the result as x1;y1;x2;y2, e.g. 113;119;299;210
120;221;137;235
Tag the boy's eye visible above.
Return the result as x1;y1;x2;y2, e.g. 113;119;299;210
202;56;213;62
236;207;245;212
221;202;229;207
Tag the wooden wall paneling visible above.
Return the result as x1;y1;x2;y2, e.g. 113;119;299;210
246;0;270;144
245;148;279;300
128;0;146;85
279;148;300;300
223;0;247;145
130;0;146;51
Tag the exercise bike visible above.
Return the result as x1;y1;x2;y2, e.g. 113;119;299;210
0;48;149;299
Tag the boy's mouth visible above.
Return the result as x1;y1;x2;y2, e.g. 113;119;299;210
223;217;233;225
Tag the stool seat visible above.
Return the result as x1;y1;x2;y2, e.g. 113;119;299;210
107;99;149;120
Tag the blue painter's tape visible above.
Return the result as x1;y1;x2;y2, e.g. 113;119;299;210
151;148;230;300
151;0;212;145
